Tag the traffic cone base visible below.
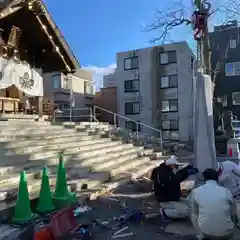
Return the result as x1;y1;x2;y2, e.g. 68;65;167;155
12;171;34;224
53;192;77;209
36;166;55;213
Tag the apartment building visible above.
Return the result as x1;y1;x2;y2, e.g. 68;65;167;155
210;21;240;119
95;87;117;124
103;72;117;88
43;68;95;110
114;42;194;142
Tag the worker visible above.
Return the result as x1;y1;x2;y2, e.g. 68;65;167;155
217;160;240;227
151;156;197;221
217;161;240;196
191;168;236;240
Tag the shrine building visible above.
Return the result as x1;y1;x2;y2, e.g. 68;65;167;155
0;0;80;115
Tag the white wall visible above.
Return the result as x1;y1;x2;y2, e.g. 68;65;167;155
115;47;153;135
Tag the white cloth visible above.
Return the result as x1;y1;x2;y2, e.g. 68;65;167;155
160;198;190;219
13;63;43;96
0;57;14;89
218;161;240;196
191;180;234;237
165;155;181;166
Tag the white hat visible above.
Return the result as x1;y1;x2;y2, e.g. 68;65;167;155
165;156;180;166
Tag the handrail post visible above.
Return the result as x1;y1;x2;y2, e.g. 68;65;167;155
53;109;56;123
160;130;163;150
136;122;139;140
90;107;92;124
93;105;96;120
113;114;117;127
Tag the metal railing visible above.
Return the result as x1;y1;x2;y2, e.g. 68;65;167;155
53;107;98;123
93;105;163;149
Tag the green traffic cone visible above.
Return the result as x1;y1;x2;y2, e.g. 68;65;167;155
53;158;77;208
36;166;54;213
12;171;34;224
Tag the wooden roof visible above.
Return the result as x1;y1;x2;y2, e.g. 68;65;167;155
0;0;80;72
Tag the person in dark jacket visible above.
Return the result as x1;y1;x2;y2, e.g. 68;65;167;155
151;156;182;202
151;156;198;221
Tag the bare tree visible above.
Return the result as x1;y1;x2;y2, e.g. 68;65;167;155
145;0;240;81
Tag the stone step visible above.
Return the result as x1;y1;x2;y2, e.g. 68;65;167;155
73;147;143;168
4;134;104;149
67;149;142;177
0;159;49;176
79;122;109;127
92;153;142;172
67;171;111;191
6;137;112;154
104;161;160;190
0;172;36;187
1;139;117;160
111;157;150;176
0;127;75;135
69;143;136;159
1;141;133;165
0;176;57;202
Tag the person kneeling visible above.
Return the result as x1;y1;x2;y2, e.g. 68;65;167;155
191;168;236;240
151;156;194;222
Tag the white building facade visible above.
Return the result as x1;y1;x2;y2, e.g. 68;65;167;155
103;72;117;88
114;42;194;142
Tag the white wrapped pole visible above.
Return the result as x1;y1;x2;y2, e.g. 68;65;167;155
193;71;216;172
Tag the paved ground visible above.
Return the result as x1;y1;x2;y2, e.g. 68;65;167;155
0;174;240;239
74;178;196;240
74;176;240;240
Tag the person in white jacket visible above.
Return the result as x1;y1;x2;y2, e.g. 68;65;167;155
217;161;240;197
217;160;240;227
191;168;236;239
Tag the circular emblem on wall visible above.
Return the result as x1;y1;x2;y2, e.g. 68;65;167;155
19;72;34;90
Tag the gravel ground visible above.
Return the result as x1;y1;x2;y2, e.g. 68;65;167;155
74;179;196;240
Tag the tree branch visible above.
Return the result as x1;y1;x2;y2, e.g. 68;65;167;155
145;1;191;43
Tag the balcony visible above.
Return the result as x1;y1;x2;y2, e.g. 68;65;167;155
52;74;71;94
84;82;95;98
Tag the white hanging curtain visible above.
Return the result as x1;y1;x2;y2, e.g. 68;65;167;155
13;63;43;96
0;57;14;89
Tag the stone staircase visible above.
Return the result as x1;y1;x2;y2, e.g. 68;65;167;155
0;116;168;209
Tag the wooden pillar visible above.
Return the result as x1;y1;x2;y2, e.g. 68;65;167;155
37;96;43;116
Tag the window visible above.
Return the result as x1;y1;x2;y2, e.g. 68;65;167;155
125;102;140;115
225;62;240;76
63;77;71;89
162;120;179;130
160;75;178;88
162;88;178;100
124;79;139;92
85;82;95;95
160;51;177;64
230;39;237;49
52;74;61;89
161;100;178;112
232;92;240;105
162;130;180;140
125;121;141;132
124;57;138;70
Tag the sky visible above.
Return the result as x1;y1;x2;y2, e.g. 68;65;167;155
43;0;199;88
